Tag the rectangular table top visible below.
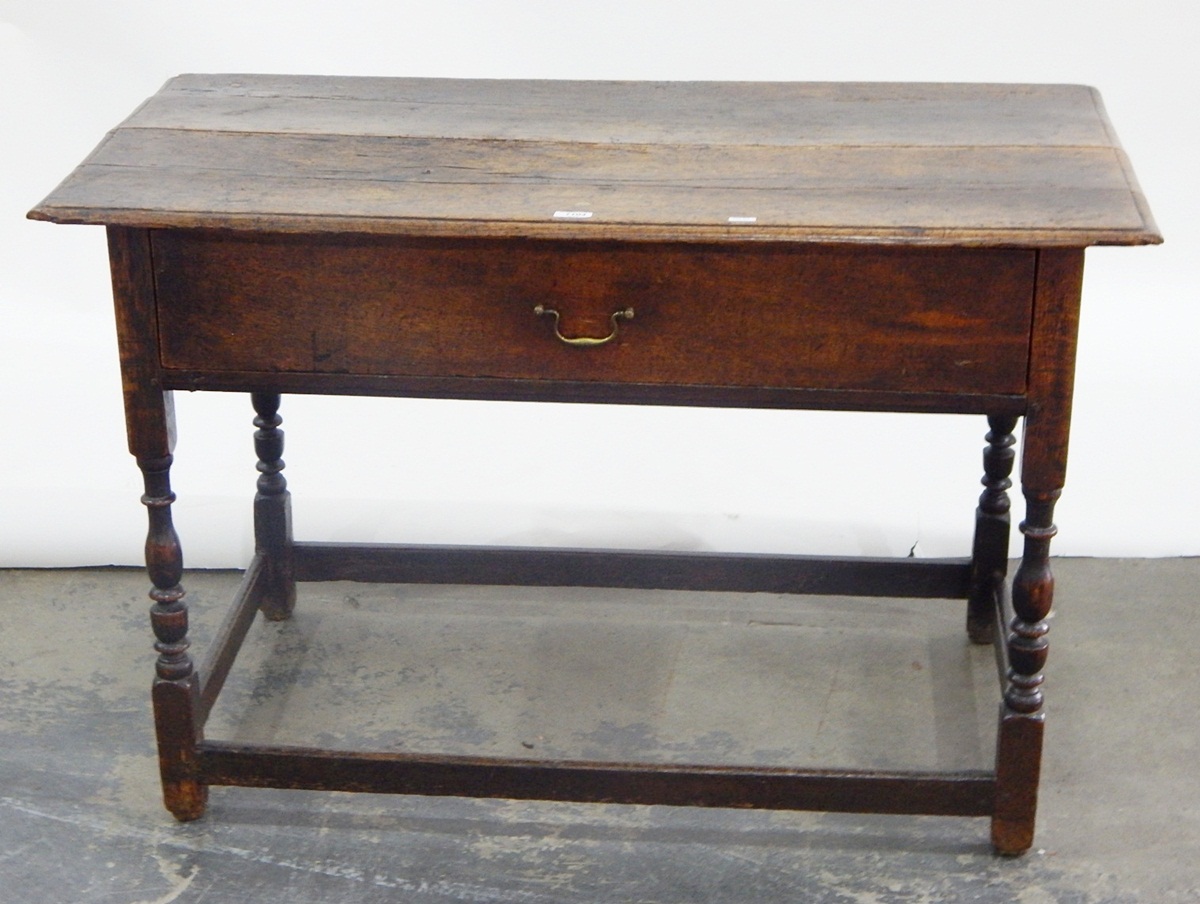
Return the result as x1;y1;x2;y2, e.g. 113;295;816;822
29;75;1160;246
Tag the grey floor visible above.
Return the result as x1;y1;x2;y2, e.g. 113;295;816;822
2;559;1197;903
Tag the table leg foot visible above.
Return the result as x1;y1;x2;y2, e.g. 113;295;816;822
153;676;209;821
991;706;1044;855
252;392;296;621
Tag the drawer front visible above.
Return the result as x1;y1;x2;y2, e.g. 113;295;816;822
152;233;1035;395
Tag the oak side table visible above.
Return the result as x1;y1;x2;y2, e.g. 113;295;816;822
30;76;1160;855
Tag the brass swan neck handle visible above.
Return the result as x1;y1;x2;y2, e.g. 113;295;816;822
533;304;633;347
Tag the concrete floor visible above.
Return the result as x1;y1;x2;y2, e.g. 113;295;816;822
1;558;1197;903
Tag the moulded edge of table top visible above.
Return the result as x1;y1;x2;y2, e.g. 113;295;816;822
27;76;1163;248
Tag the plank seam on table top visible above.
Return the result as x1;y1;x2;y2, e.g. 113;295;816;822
124;81;1122;147
1085;86;1124;157
64;164;1141;190
100;126;1138;155
76;129;1143;201
59;134;1145;197
1085;87;1159;236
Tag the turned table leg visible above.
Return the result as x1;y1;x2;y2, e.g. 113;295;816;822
107;227;208;820
990;248;1084;855
252;392;296;620
967;414;1018;644
993;487;1058;855
139;449;207;821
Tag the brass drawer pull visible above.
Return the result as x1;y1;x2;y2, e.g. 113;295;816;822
533;304;633;347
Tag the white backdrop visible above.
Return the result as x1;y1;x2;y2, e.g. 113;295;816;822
2;1;1196;568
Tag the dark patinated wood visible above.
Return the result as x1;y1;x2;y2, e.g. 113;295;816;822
106;226;207;821
991;248;1087;855
31;78;1159;856
250;392;295;620
152;233;1036;397
140;452;206;822
1020;250;1087;493
198;742;995;817
293;542;973;599
196;554;268;726
990;577;1015;689
967;415;1019;643
987;554;1047;856
105;227;175;459
165;372;1028;417
1007;492;1059;718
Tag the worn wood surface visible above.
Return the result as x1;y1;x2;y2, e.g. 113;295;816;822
105;227;175;458
198;742;996;817
160;371;1029;415
249;392;295;621
30;76;1160;246
1020;249;1086;492
291;542;973;599
31;78;1161;853
967;415;1019;644
195;555;266;726
153;232;1036;396
139;450;206;822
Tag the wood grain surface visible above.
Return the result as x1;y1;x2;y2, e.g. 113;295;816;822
30;76;1160;246
152;231;1036;395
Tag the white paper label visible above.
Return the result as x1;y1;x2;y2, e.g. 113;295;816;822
727;216;758;224
553;210;594;219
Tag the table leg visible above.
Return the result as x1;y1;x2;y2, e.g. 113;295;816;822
967;414;1018;644
139;443;208;822
107;227;208;820
252;392;296;620
992;486;1058;855
991;248;1082;855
